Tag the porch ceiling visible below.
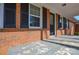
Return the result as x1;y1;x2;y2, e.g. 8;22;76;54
40;3;79;22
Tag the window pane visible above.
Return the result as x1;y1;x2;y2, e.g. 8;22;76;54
29;4;40;28
63;17;67;29
4;3;16;28
50;14;53;25
30;16;40;27
58;15;62;29
30;4;40;16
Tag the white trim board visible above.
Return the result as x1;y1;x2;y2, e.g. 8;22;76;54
0;3;4;29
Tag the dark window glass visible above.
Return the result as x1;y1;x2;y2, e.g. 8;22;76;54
30;4;40;16
63;17;67;29
30;16;40;27
58;15;62;29
20;3;29;28
4;3;16;28
5;3;16;9
50;13;55;35
29;4;40;27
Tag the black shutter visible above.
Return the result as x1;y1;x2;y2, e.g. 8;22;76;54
42;7;47;29
63;17;67;29
4;3;16;28
58;15;60;29
20;3;29;28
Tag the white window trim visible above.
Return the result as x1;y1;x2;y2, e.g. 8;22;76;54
60;17;62;23
0;3;4;29
60;17;63;28
30;14;40;18
29;3;42;29
67;20;69;28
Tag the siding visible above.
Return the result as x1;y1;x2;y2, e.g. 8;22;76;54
0;3;4;29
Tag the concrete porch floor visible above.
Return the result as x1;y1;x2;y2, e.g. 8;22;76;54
8;36;79;55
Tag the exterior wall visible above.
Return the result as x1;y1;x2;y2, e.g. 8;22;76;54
56;30;62;36
61;29;65;35
69;21;75;35
55;14;75;36
0;30;40;54
65;28;71;35
0;29;50;54
63;21;75;35
0;3;50;54
0;3;76;54
75;24;79;32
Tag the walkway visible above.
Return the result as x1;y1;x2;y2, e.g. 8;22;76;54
8;36;79;55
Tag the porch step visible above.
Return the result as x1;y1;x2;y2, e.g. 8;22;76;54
50;36;79;43
61;35;79;40
46;38;79;48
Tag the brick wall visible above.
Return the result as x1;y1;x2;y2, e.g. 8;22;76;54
0;3;50;54
0;29;50;54
75;24;79;32
69;21;75;35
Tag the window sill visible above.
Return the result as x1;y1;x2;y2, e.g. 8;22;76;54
0;28;44;32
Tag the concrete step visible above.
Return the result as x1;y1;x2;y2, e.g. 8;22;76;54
46;39;79;48
50;36;79;43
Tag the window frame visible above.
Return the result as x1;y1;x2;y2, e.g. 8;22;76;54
29;4;42;29
67;19;69;29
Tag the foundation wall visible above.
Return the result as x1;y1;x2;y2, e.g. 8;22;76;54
0;29;50;54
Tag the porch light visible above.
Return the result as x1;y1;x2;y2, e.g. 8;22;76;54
62;3;67;7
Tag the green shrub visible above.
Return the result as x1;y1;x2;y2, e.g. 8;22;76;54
74;32;79;35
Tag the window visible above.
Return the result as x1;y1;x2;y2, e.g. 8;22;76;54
20;4;42;29
20;3;29;28
63;17;67;29
29;4;41;28
30;16;40;26
58;15;62;29
4;3;16;28
67;20;69;29
30;4;40;16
